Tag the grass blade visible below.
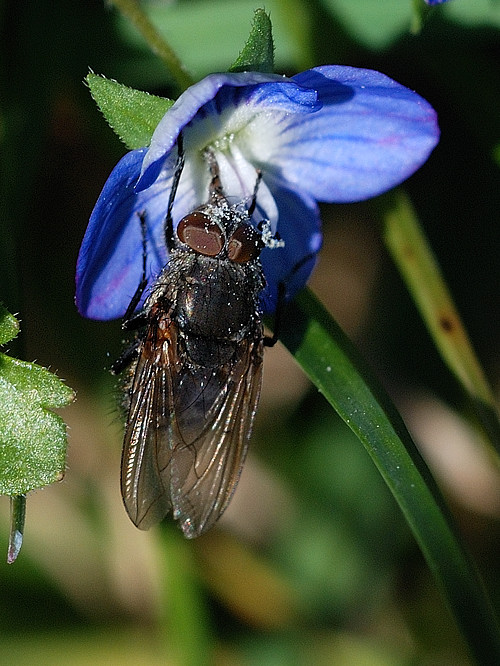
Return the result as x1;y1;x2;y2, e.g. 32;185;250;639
279;288;500;664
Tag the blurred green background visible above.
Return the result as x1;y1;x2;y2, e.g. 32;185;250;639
1;0;500;664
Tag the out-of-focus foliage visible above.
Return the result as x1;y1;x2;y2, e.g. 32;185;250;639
322;0;500;48
1;0;499;664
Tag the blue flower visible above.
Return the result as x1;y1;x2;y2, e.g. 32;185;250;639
76;66;439;320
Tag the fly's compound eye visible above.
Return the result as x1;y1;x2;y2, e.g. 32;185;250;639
227;224;264;263
177;211;224;257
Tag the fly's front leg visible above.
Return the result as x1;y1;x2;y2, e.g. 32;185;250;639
264;251;318;348
165;132;185;253
247;170;262;217
120;211;149;328
112;211;151;374
111;338;142;375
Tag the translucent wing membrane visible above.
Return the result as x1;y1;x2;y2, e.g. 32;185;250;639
120;311;178;528
171;338;263;537
121;309;264;536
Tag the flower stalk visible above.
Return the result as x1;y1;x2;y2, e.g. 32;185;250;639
108;0;194;92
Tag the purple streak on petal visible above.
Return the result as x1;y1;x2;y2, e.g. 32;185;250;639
137;72;320;191
274;66;440;203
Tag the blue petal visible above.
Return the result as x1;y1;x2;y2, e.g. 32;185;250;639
259;180;322;313
76;149;185;320
272;66;440;203
138;71;320;191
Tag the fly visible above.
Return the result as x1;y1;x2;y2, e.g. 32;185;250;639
113;134;284;538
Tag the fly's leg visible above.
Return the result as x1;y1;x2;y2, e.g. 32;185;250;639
165;132;185;252
111;338;141;375
126;132;185;324
264;251;318;348
112;211;150;373
247;170;262;217
114;134;185;374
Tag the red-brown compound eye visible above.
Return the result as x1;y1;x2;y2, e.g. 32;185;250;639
227;224;263;263
177;211;224;256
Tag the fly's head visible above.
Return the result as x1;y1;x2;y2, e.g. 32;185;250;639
176;203;267;264
169;142;284;268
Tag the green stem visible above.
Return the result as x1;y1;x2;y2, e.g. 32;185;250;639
109;0;194;92
157;525;212;666
7;495;26;564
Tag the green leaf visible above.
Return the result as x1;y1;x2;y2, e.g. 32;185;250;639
116;0;306;82
321;0;411;49
229;8;275;73
158;525;212;666
107;0;194;92
0;303;19;345
278;288;500;664
0;312;74;495
444;0;500;29
86;73;173;149
0;307;74;561
410;0;431;35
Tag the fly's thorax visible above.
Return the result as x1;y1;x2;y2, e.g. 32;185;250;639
173;251;264;342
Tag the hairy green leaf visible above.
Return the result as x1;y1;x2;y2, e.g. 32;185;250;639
0;310;74;496
86;73;173;149
229;8;275;73
0;303;19;345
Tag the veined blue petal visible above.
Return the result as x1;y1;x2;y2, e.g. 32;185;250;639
269;66;439;203
259;180;322;312
138;71;320;192
76;149;197;320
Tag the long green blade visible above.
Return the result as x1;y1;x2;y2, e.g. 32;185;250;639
279;288;500;664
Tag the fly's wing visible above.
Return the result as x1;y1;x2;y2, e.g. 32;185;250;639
170;336;263;538
120;315;180;529
120;311;264;537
